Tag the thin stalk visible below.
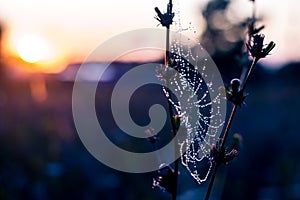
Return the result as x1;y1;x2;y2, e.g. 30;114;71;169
162;1;178;199
241;58;258;93
204;105;238;200
165;83;178;200
204;58;258;200
165;27;170;67
165;0;179;200
165;77;179;200
165;27;179;200
252;0;256;23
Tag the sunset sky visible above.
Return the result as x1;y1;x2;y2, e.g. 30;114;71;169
0;0;299;73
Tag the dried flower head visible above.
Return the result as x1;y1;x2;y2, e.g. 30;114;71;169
222;149;239;165
226;78;247;106
209;137;239;165
154;7;174;28
247;34;276;59
248;20;265;36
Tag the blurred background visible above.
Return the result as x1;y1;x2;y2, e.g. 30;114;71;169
0;0;300;199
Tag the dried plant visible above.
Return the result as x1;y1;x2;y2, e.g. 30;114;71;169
150;0;275;200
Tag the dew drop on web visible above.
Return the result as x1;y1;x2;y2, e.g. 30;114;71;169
157;0;225;184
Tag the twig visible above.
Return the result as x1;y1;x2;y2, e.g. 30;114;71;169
164;2;179;198
204;58;258;200
241;58;258;93
155;0;178;199
204;105;237;200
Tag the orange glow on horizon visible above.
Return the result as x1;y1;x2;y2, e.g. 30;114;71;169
3;31;70;74
0;0;300;70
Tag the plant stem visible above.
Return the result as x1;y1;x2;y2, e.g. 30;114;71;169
165;33;179;200
204;104;237;200
165;83;179;200
204;58;258;200
165;84;178;200
163;2;178;199
252;0;256;23
241;58;258;93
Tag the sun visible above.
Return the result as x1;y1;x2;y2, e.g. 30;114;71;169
10;33;68;73
16;35;51;63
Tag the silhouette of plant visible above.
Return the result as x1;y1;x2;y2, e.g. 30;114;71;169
150;0;275;200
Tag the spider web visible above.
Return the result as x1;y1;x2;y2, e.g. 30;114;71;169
170;43;224;184
158;1;226;184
